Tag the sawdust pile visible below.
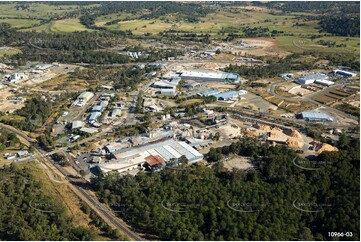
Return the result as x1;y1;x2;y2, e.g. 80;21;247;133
255;124;273;132
286;138;303;149
317;143;338;153
284;129;303;139
243;128;258;138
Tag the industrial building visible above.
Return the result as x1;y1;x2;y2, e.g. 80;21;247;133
184;82;201;89
158;89;176;96
175;69;241;83
35;64;53;70
91;105;103;112
88;112;101;122
72;120;84;129
3;73;27;83
213;90;240;101
111;109;122;117
197;89;220;97
295;73;329;85
314;79;335;86
300;111;333;122
279;73;294;78
73;92;94;106
152;80;176;89
332;70;357;77
98;139;204;174
80;127;98;134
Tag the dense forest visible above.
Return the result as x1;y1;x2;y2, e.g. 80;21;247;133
266;1;360;14
0;129;20;151
91;136;359;241
319;15;360;37
0;164;95;240
72;65;158;91
0;96;52;132
79;1;214;30
224;54;315;81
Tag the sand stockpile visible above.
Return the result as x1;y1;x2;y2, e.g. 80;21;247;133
255;124;272;132
317;143;338;153
286;138;304;149
284;129;303;139
243;128;258;138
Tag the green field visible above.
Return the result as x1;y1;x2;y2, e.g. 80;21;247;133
100;9;321;36
274;36;359;54
0;3;100;19
0;18;40;28
0;47;22;57
21;18;92;33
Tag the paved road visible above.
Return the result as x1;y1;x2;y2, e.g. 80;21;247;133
0;123;144;241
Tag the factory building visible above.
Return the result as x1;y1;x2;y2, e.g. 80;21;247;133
184;82;201;89
332;70;357;77
98;139;204;174
314;79;335;87
3;73;28;83
295;73;329;85
176;69;241;83
91;105;103;112
300;111;333;122
213;90;240;101
197;89;220;97
35;64;53;70
78;92;94;102
71;120;84;129
153;80;176;89
279;73;294;78
152;77;181;89
111;109;122;117
88;112;101;122
158;89;177;96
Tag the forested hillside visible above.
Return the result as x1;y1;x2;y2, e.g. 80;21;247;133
92;137;359;241
320;15;360;37
0;165;95;240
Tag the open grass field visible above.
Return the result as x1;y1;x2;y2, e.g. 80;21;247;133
50;18;92;32
22;18;92;33
273;36;359;55
0;3;100;19
0;18;40;28
0;47;22;57
100;9;319;36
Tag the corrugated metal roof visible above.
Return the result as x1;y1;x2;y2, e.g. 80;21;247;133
198;89;220;96
213;91;239;99
301;111;332;120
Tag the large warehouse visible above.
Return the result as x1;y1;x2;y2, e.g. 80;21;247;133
98;139;204;173
300;111;333;122
295;73;329;85
333;69;357;77
175;69;241;83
